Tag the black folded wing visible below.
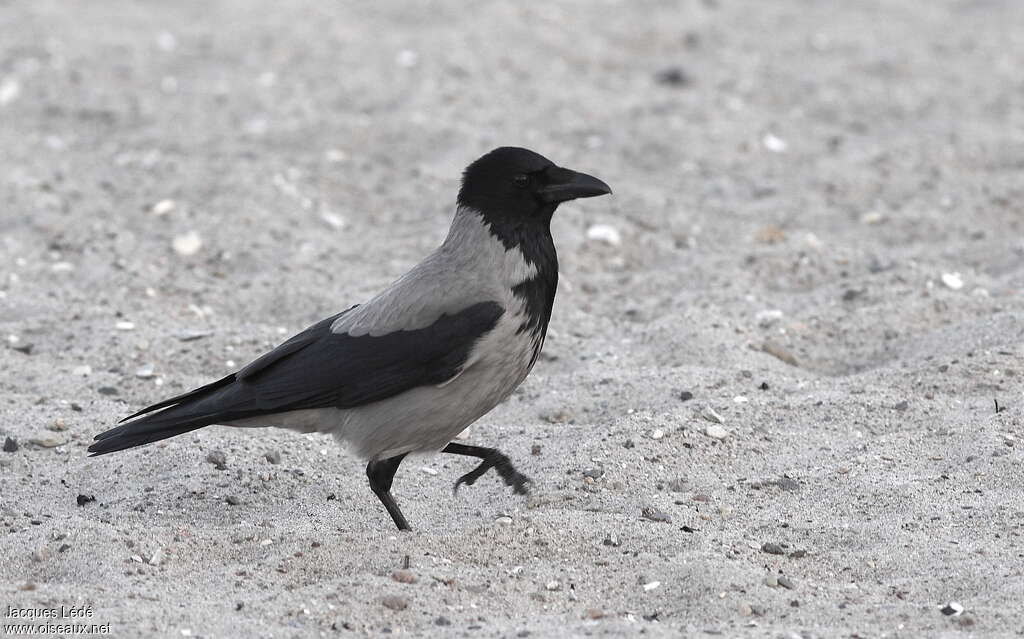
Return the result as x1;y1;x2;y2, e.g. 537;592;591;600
232;300;503;411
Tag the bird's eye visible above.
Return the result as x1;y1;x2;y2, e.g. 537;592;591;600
512;173;530;188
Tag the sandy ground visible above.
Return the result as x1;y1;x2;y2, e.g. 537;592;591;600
2;0;1024;637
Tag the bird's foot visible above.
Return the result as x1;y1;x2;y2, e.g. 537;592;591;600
453;449;530;495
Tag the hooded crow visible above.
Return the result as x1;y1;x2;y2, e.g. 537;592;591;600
89;147;611;530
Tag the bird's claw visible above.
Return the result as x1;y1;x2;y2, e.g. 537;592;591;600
453;453;530;496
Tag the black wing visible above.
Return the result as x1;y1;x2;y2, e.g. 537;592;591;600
89;301;504;455
228;300;504;411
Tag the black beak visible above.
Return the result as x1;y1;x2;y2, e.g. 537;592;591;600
538;166;612;204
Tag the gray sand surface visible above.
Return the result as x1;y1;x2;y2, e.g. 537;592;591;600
2;1;1023;636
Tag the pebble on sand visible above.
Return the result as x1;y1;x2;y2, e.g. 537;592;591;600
541;409;573;424
0;77;21;105
654;66;692;87
321;212;346;230
860;211;885;225
940;602;964;616
155;31;177;51
206;450;227;470
30;436;65;448
704;424;729;440
941;272;964;290
642;507;672;523
4;436;19;452
762;542;785;555
762;340;799;366
265;450;281;464
9;338;33;354
586;224;622;246
151;199;176;216
172;231;203;256
176;330;212;342
762;132;788;153
755;309;784;328
701;407;724;424
322;148;349;164
391;569;416;584
545;580;561;591
135;365;155;379
395;49;419;68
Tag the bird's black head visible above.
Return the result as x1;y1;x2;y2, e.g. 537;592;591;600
457;147;612;245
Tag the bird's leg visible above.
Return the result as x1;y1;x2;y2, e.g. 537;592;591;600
366;453;411;531
442;442;530;495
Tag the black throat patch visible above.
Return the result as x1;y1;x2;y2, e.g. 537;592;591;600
483;217;559;339
469;207;560;361
512;266;558;338
508;231;558;373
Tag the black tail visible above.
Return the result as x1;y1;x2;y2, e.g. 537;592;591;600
88;373;237;456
